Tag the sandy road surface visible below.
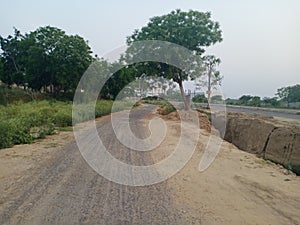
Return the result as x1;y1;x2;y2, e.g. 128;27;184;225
0;105;300;225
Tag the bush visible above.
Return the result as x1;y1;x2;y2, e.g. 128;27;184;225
158;103;176;115
192;94;207;103
54;111;72;127
0;121;14;148
95;100;113;117
0;99;132;149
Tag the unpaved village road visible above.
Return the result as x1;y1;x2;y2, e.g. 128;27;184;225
0;105;300;225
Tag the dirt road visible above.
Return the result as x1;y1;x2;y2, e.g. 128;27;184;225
0;106;300;224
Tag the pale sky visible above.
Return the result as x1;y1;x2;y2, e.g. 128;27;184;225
1;0;299;98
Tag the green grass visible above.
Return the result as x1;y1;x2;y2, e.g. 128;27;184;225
0;99;133;149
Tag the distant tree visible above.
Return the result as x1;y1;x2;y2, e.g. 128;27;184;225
276;87;290;105
192;93;208;103
238;95;253;105
196;55;222;107
166;89;183;101
210;95;223;103
237;95;262;107
97;62;139;100
0;26;93;94
262;97;279;107
249;96;261;107
0;57;4;80
25;26;93;92
126;9;222;110
225;98;238;105
276;84;300;107
0;28;26;86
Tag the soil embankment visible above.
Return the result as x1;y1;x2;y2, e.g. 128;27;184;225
212;111;300;174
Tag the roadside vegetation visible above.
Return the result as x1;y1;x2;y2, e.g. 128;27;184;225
225;84;300;109
141;96;177;115
0;99;133;149
191;84;300;109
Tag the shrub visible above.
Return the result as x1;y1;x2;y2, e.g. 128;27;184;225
158;103;176;115
54;110;72;127
0;121;14;148
0;99;132;149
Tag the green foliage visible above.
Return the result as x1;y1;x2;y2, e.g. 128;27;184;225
262;97;279;107
142;96;168;106
0;121;14;148
238;95;253;105
196;55;222;103
126;9;222;109
127;9;222;54
101;63;136;100
225;98;238;105
0;100;131;149
0;26;93;93
210;95;223;103
158;103;176;115
165;90;183;101
192;94;208;103
248;96;261;107
277;84;300;104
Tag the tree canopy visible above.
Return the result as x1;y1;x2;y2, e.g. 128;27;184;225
127;9;222;54
0;26;93;93
126;9;223;109
277;84;300;105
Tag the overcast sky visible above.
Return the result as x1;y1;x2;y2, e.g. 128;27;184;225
1;0;299;98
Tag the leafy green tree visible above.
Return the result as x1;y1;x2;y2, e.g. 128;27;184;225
196;55;222;107
249;96;261;107
237;95;262;107
25;26;93;92
210;95;223;103
277;84;300;107
276;87;289;103
51;34;93;91
126;9;222;109
225;98;238;105
192;93;207;103
0;28;26;86
262;97;279;107
0;57;4;80
0;26;93;94
238;95;253;105
105;64;136;99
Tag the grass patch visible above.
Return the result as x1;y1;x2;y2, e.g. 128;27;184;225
0;99;132;149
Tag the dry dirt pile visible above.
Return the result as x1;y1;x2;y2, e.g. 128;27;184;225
162;110;211;132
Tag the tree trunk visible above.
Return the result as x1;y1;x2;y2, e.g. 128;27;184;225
207;67;212;109
178;80;190;110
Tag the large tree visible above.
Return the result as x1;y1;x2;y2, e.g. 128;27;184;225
197;55;222;107
277;84;300;106
25;26;93;92
126;9;222;109
0;26;93;93
0;28;26;86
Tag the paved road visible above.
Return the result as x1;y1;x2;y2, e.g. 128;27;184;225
195;103;300;120
225;105;300;120
0;106;190;225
